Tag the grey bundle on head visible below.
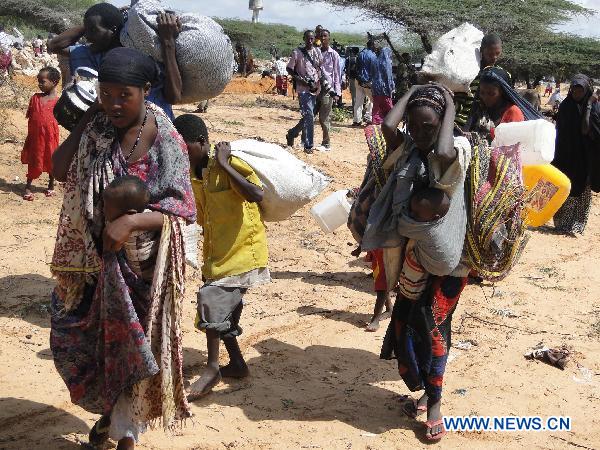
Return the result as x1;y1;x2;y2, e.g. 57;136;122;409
407;86;447;116
98;47;158;87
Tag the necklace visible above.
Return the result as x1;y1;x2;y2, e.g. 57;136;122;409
125;106;148;161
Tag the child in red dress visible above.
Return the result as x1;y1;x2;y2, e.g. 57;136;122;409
21;66;60;200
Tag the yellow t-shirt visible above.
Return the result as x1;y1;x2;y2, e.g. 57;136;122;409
192;155;268;280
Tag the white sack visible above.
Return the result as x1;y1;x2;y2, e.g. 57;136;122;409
421;23;484;93
121;0;234;103
230;139;330;222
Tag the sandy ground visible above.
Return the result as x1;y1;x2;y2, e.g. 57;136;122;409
0;75;599;450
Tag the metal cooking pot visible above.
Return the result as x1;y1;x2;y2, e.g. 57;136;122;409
53;67;98;131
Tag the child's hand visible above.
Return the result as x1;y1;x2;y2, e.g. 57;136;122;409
103;215;134;252
215;142;232;167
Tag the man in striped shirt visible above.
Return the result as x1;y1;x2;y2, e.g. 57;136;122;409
455;33;510;130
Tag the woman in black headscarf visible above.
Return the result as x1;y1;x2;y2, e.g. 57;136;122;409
469;67;543;140
552;74;600;235
50;48;195;450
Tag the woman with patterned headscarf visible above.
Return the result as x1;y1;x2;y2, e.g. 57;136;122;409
360;84;472;441
552;74;600;235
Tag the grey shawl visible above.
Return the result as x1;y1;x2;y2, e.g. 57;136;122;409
362;134;472;276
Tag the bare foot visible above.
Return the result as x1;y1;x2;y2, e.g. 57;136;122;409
425;398;446;440
365;311;391;332
220;361;249;378
187;365;222;401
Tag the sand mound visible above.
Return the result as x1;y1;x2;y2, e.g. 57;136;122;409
224;74;276;95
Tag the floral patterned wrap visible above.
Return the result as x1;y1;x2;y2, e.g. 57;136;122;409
50;103;195;428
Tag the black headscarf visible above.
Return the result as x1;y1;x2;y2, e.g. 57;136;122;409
569;74;593;98
552;74;600;196
98;48;158;87
479;67;543;121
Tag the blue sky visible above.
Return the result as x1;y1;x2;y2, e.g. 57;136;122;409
112;0;600;39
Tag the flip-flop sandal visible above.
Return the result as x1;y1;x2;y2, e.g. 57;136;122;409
22;193;34;201
424;418;447;441
88;416;111;446
401;397;427;418
44;190;56;197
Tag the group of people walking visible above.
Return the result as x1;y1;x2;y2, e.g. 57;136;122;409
11;3;599;448
285;30;398;152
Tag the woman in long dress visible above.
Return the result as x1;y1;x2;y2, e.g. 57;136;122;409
50;48;195;450
552;74;600;235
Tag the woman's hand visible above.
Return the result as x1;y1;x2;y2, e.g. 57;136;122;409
215;141;232;168
103;215;135;252
157;12;182;43
88;99;103;115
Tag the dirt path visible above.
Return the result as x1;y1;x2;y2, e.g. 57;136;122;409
0;76;599;450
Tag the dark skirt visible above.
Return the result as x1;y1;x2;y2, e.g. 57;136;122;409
553;185;592;235
380;276;467;402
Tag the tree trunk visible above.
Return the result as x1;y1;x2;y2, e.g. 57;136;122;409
419;32;433;54
524;70;532;89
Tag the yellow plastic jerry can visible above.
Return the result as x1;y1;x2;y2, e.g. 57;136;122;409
522;164;571;227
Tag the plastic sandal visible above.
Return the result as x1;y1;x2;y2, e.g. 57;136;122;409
424;418;447;441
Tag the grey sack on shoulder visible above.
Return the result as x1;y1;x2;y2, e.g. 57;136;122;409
121;0;234;103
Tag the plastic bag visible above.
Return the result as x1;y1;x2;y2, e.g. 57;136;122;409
421;23;484;93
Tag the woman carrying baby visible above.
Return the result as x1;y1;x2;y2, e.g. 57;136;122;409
49;47;196;450
362;84;472;441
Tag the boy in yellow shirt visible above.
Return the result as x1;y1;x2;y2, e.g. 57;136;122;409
173;114;269;400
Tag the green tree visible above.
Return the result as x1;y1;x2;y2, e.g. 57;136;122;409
316;0;600;79
0;0;97;36
215;19;365;59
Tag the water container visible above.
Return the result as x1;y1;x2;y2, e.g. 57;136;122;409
522;164;571;227
310;190;352;233
492;119;556;166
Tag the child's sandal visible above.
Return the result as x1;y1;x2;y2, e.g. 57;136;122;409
44;189;56;197
23;193;34;201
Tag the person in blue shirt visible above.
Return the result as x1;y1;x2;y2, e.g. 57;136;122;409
353;40;377;126
371;46;395;124
48;2;183;121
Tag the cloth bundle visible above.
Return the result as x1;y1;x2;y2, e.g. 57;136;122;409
348;125;392;243
465;142;528;281
121;0;234;103
182;222;200;269
123;228;160;281
230;139;329;222
421;23;484;93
